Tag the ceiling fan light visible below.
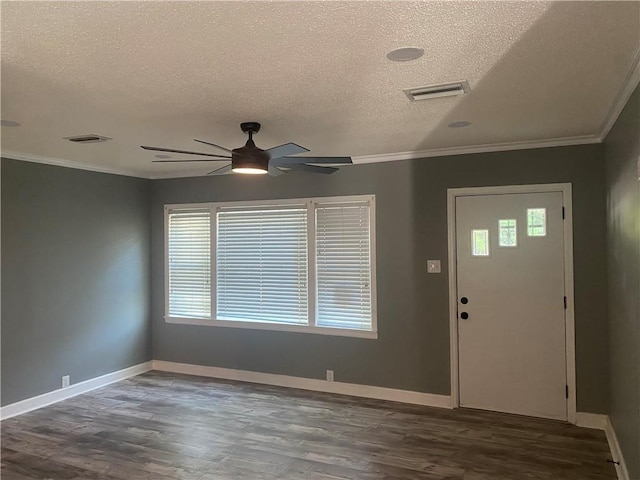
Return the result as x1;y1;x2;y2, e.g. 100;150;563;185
232;167;268;175
231;144;270;175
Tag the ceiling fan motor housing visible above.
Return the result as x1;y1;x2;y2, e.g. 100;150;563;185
232;143;270;171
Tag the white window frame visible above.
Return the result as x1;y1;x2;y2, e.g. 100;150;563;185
164;195;377;339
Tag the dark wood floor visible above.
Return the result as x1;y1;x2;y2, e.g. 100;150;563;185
1;371;616;480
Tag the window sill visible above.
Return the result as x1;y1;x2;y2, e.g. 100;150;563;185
165;316;378;339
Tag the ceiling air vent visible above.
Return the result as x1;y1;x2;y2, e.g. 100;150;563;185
64;134;111;143
404;80;470;101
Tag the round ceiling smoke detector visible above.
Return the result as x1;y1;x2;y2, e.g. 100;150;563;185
386;47;424;62
448;121;472;128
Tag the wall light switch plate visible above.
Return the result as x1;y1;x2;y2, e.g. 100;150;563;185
427;260;441;273
62;375;70;388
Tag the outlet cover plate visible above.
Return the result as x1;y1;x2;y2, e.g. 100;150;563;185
427;260;441;273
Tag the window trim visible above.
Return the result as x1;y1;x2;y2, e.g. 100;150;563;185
164;195;377;339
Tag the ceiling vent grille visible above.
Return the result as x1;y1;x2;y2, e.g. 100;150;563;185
404;81;470;101
64;134;111;143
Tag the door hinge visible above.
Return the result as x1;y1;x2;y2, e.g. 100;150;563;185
562;207;565;219
566;385;569;399
563;296;567;309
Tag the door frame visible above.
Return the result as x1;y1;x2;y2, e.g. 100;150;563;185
447;183;576;424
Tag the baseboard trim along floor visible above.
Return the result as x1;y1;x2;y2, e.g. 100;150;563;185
0;361;153;420
576;412;630;480
152;360;453;409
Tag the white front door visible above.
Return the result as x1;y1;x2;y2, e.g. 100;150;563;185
456;191;567;420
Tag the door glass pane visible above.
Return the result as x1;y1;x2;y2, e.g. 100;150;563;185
527;208;546;236
472;229;490;256
499;219;517;247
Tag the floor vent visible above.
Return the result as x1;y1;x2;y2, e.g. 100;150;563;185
404;81;470;101
64;134;111;143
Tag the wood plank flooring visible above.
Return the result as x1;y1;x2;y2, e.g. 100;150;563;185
1;371;616;479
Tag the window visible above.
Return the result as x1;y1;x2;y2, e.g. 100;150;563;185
165;196;376;338
471;229;490;256
316;202;372;330
216;205;308;325
527;208;546;236
498;219;517;247
167;208;211;318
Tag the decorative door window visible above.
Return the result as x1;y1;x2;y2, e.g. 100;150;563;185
472;229;490;256
499;219;517;247
527;208;546;236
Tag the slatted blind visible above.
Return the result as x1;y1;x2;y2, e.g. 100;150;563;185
167;208;211;318
216;206;308;324
315;202;372;330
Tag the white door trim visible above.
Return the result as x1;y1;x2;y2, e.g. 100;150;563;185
447;183;576;424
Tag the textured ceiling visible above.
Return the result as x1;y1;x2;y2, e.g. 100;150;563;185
1;1;639;178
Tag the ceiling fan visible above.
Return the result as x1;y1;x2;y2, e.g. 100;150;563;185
141;122;352;175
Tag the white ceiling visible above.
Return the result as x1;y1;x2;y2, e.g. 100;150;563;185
1;1;639;178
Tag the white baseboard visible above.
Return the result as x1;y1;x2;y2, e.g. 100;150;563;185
575;412;609;430
152;360;452;409
0;361;153;421
575;412;629;480
605;416;631;480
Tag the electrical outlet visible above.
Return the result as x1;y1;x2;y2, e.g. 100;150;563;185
326;370;334;382
427;260;441;273
62;375;70;388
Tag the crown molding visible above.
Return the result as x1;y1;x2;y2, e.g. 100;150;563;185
148;168;226;180
0;133;606;176
352;134;601;164
0;150;147;178
597;45;640;142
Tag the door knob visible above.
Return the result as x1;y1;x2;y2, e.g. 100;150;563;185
460;312;469;320
460;297;469;304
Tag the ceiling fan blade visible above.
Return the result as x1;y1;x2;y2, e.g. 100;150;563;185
207;164;233;175
268;164;287;176
152;159;227;163
141;145;231;158
272;156;353;165
285;164;338;174
193;139;234;154
266;142;310;160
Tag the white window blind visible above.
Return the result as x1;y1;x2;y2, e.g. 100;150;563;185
167;208;211;318
315;202;372;330
216;206;308;325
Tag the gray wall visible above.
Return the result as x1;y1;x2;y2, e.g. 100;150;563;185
604;84;640;478
151;143;609;413
1;159;152;406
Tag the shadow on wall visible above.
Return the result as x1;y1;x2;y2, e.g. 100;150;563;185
72;235;150;374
